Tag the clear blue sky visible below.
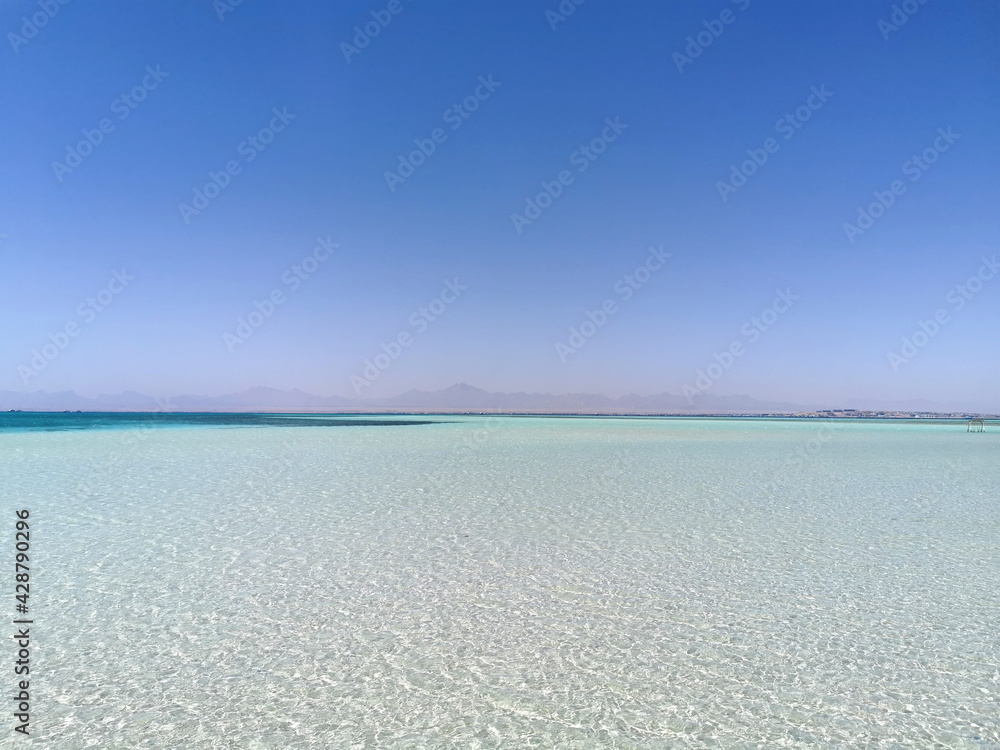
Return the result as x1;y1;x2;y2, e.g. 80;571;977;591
2;0;998;409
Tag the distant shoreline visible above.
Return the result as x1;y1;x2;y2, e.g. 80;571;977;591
5;385;993;417
4;410;999;421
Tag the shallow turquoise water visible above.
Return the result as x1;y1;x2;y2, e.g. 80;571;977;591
2;415;998;748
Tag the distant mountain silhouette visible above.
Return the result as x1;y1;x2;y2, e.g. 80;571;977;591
366;383;806;413
1;383;802;413
0;384;984;414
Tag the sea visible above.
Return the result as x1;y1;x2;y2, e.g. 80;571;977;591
1;413;997;748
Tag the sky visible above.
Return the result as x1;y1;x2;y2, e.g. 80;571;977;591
1;0;998;409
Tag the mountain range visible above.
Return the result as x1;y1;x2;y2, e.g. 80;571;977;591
0;384;982;414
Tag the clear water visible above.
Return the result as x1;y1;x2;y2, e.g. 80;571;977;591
2;415;998;748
